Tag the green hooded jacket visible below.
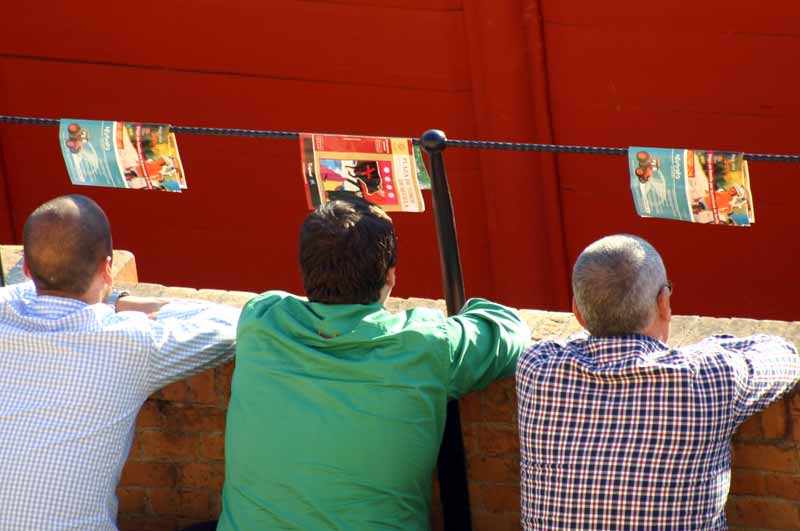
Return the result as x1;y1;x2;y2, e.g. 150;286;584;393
218;291;530;530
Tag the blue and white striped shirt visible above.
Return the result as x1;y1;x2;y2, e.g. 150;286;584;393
0;282;240;530
516;333;800;530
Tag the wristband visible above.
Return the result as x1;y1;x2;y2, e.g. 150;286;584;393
108;289;131;309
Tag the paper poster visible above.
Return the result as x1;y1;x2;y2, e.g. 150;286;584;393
300;134;427;212
629;147;754;226
59;119;187;192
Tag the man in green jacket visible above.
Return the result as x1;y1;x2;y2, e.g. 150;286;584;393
218;198;530;530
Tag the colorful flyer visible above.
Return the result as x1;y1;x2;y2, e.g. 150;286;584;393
629;147;754;226
300;134;427;212
59;119;187;192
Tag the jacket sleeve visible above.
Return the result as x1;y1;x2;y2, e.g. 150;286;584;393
444;298;531;400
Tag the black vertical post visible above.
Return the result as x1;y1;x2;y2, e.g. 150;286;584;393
420;129;471;531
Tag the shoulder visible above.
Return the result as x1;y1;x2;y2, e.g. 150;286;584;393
374;305;449;342
367;306;454;357
403;306;448;326
237;291;309;338
0;281;36;303
516;338;570;374
241;290;295;316
86;307;161;352
99;307;156;332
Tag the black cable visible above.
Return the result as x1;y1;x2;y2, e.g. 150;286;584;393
172;125;298;140
3;114;800;162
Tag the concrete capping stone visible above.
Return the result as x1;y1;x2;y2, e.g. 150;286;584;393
160;287;200;299
218;291;258;308
113;281;138;292
129;283;167;297
111;250;138;284
666;315;702;346
1;245;138;285
0;246;24;284
29;270;800;347
123;284;257;308
195;289;229;303
6;245;791;347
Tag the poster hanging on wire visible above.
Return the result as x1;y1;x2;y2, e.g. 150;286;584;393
59;119;187;192
628;147;755;226
300;134;428;212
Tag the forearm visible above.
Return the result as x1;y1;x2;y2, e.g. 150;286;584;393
447;298;531;398
726;334;800;421
146;302;240;392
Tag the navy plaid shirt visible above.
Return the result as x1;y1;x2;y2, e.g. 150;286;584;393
516;333;800;530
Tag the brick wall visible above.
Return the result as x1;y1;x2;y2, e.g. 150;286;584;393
114;284;253;531
113;285;800;530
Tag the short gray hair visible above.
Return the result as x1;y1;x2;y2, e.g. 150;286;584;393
572;234;667;336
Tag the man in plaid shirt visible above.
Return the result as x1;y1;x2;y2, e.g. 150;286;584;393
516;234;800;530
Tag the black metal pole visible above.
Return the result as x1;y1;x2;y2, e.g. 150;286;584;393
421;129;471;531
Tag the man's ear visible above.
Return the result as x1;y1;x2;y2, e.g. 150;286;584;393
100;256;113;285
386;267;397;290
572;297;587;329
657;285;672;322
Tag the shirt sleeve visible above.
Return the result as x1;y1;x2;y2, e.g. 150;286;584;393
721;334;800;425
0;281;36;302
145;300;241;393
444;298;531;400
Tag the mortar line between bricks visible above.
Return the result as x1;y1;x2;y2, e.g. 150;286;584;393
729;494;800;503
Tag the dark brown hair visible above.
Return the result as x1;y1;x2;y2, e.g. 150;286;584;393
299;198;397;304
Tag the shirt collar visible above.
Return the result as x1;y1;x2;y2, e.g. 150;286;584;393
23;295;94;319
571;333;669;364
304;300;387;339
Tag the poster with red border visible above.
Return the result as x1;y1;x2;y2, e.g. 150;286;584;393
300;134;426;212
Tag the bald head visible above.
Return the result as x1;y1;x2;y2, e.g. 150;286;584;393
23;195;112;296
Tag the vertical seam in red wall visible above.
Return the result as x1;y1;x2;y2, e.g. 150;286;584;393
0;134;18;244
458;4;499;302
463;0;572;310
0;58;18;244
520;0;571;308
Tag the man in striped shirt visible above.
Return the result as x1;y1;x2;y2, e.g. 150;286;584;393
516;234;800;530
0;195;240;530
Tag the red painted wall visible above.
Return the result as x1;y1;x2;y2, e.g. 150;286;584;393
1;1;799;321
541;1;800;320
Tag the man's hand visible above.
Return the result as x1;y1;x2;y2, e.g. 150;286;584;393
115;296;171;318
